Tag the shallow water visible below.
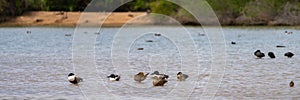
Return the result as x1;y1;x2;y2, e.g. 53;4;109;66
0;26;299;99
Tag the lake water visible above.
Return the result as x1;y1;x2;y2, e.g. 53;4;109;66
0;26;299;99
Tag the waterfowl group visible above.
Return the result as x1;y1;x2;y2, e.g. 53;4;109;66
285;30;293;34
26;30;31;34
68;73;83;84
68;71;188;86
254;50;294;59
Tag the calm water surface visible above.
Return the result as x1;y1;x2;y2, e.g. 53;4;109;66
0;26;299;99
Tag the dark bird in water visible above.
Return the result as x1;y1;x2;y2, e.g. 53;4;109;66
285;31;293;34
254;50;265;58
177;72;189;81
151;71;169;79
107;74;120;81
284;52;294;58
276;45;285;48
95;32;100;35
134;72;149;82
26;30;31;34
231;41;236;44
137;48;144;50
151;74;168;86
146;40;153;42
68;73;83;84
65;34;72;36
290;81;294;87
154;33;161;36
268;52;276;58
199;33;205;36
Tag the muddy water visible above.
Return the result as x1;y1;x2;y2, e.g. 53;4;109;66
0;27;299;99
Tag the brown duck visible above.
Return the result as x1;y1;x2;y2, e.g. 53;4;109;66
134;72;149;82
177;72;189;81
151;74;168;86
290;81;294;87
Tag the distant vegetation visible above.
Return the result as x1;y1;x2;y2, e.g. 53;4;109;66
0;0;91;16
1;0;300;25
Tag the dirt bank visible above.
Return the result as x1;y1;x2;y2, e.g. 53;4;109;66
0;11;151;27
1;8;300;27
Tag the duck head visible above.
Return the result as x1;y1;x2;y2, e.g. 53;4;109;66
177;72;182;75
151;71;160;75
68;73;75;77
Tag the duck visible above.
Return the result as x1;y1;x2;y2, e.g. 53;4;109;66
254;50;265;58
137;48;144;50
150;71;169;79
276;45;285;48
65;34;72;36
154;33;161;36
268;52;276;58
95;32;100;35
107;74;120;81
134;72;149;82
177;72;189;81
146;40;153;42
285;31;293;34
26;30;31;34
231;41;236;45
290;81;294;87
199;33;205;36
151;75;168;86
284;52;294;58
68;73;83;84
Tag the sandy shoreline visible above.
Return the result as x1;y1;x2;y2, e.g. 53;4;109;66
2;11;300;27
0;11;151;27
